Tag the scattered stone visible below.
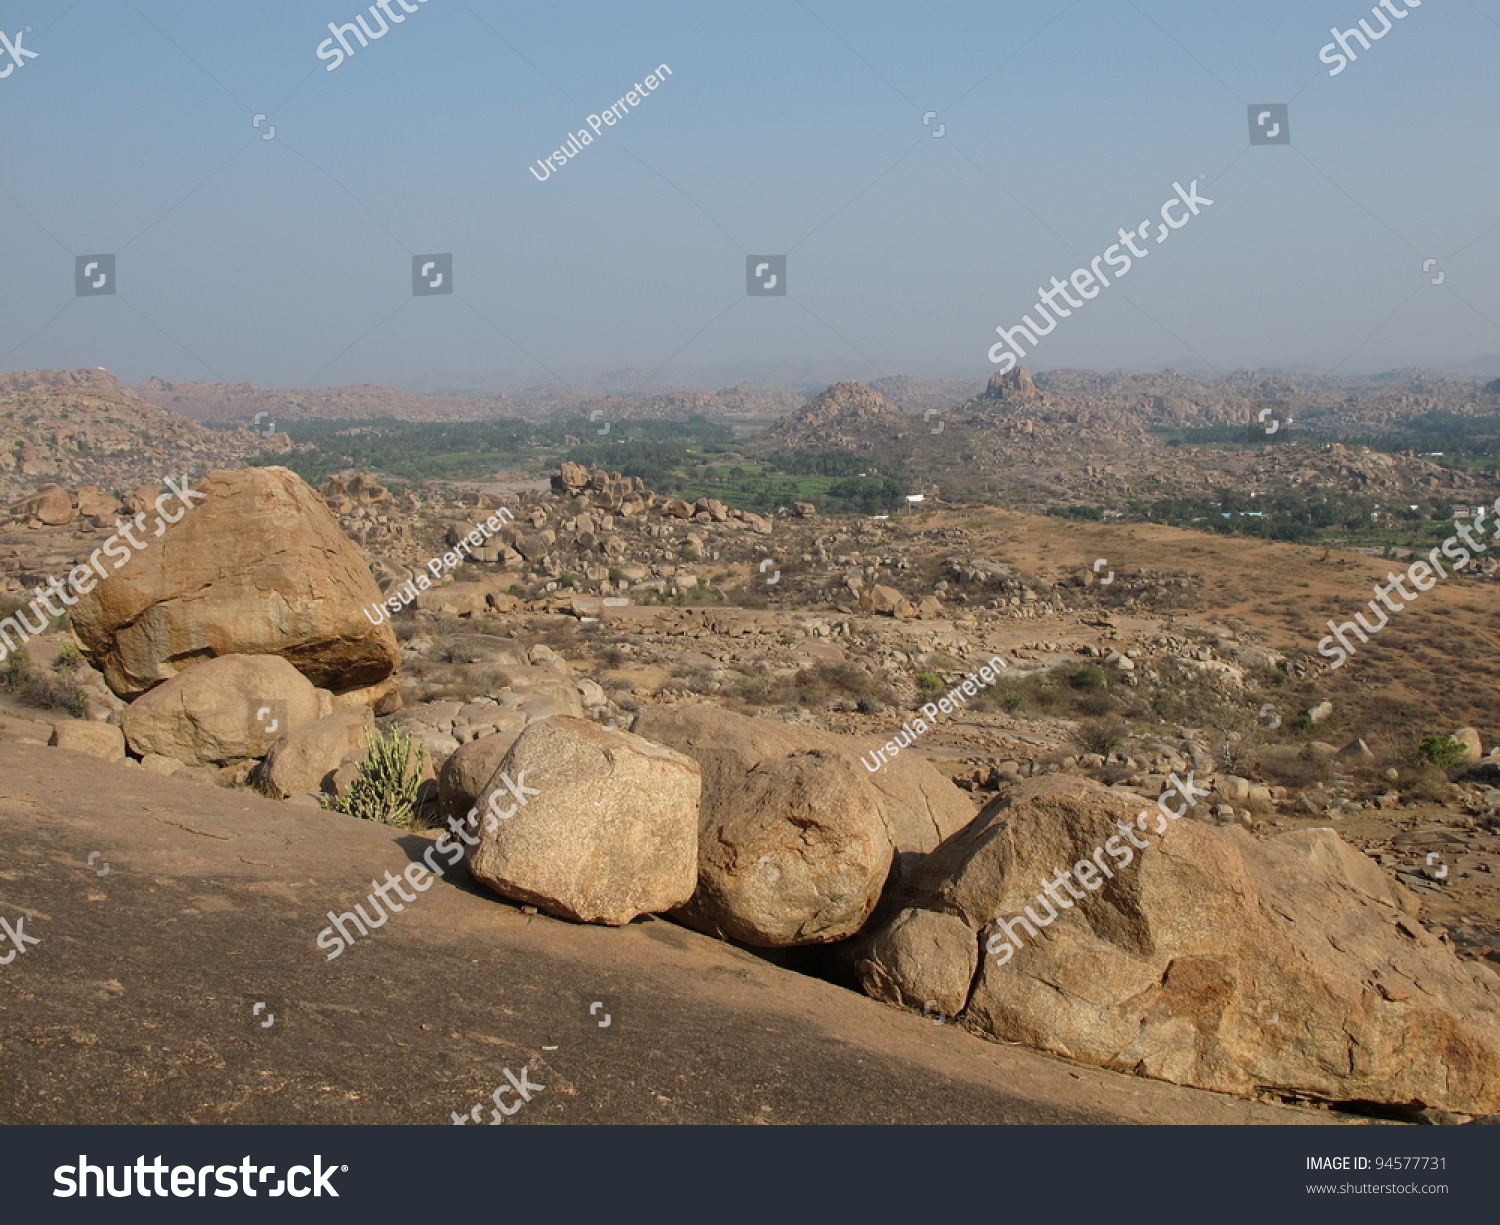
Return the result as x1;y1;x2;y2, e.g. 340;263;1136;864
254;707;374;799
854;907;976;1021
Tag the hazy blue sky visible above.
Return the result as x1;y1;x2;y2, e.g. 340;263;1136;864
2;0;1497;391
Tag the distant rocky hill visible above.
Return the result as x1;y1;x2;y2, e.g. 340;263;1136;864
753;370;1153;459
754;380;909;453
127;366;1500;438
0;369;280;502
133;377;810;430
132;377;515;425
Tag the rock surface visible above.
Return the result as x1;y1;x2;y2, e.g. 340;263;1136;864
48;720;125;761
466;716;700;926
1452;726;1483;764
857;775;1500;1115
70;467;401;699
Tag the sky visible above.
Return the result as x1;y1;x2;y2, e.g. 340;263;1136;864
2;0;1498;392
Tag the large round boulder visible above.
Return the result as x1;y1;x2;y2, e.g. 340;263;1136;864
70;467;401;699
631;704;975;946
466;717;699;926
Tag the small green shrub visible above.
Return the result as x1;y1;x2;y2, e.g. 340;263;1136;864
913;672;945;699
1066;665;1107;692
1415;734;1467;768
2;645;89;717
3;645;34;686
53;640;86;670
326;727;428;828
1073;716;1129;757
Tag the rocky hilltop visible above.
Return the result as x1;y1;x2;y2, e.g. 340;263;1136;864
134;376;809;430
0;368;283;503
754;380;908;453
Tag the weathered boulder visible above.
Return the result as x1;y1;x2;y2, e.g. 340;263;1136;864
328;676;402;716
437;731;521;822
255;707;374;799
320;472;388;507
857;775;1500;1115
8;484;73;525
70;467;401;700
855;907;975;1020
49;720;125;761
466;717;699;926
122;654;324;766
638;703;973;856
632;704;974;946
552;461;590;492
413;583;491;617
859;584;917;619
75;486;120;518
493;663;584;719
434;635;528;667
1452;727;1484;764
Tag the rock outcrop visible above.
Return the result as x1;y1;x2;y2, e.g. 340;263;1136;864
855;775;1500;1115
